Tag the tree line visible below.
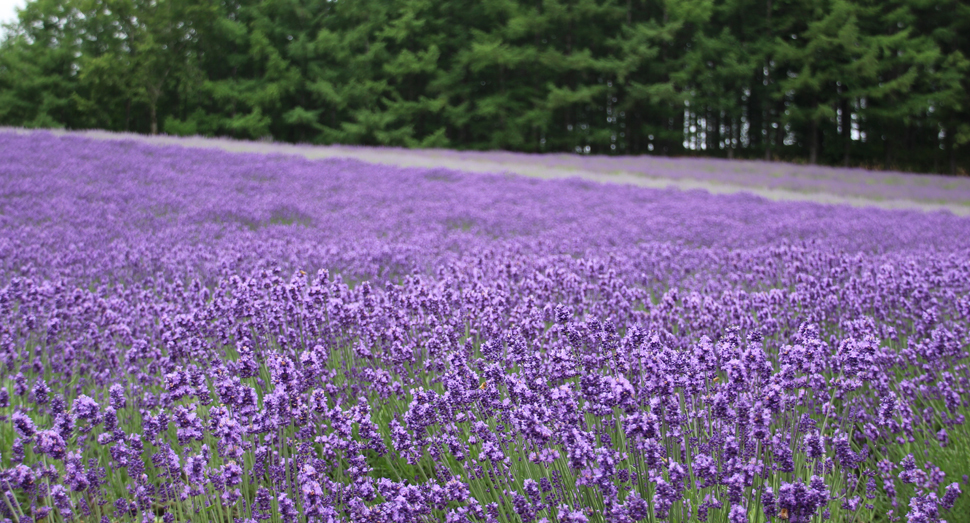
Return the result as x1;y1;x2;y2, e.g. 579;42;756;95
1;0;967;174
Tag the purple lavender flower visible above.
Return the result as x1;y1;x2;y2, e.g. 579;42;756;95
72;394;100;424
693;453;719;488
65;451;90;492
728;504;748;523
8;464;36;490
11;411;36;437
34;429;67;459
557;506;589;523
50;484;73;519
31;378;49;405
253;486;273;521
13;373;27;396
219;460;244;505
762;487;777;519
941;483;961;510
804;431;824;460
109;383;127;410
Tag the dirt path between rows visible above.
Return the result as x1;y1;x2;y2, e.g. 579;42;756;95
7;127;969;216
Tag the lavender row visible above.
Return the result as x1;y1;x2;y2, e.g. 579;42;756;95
328;144;970;205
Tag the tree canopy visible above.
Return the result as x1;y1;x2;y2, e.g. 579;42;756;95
2;0;968;173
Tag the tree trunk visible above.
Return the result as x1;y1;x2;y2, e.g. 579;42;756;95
230;66;238;138
947;128;957;175
884;129;892;169
764;118;772;160
809;118;818;164
763;0;773;161
841;96;851;167
499;65;506;141
713;110;721;155
749;77;763;151
536;1;542;153
629;108;638;154
150;101;158;135
775;101;785;160
704;108;719;154
146;68;170;136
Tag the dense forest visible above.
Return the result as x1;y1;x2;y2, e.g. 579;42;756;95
1;0;968;174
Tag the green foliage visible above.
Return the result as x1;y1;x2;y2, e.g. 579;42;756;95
0;0;968;172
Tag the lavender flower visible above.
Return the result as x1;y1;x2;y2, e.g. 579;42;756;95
72;394;100;424
34;430;67;460
11;412;36;438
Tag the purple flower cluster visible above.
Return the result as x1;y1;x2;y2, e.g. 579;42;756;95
0;131;968;522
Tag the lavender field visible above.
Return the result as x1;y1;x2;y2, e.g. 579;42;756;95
1;131;969;523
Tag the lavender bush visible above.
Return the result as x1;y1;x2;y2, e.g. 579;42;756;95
0;131;968;523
